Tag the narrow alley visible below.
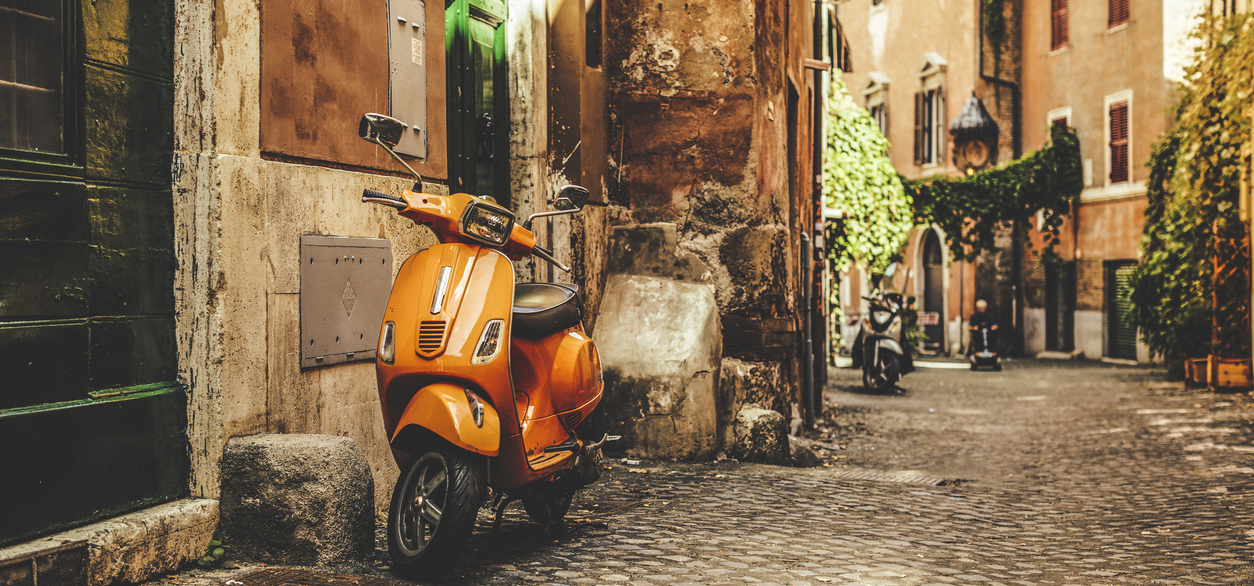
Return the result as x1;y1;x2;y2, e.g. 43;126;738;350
163;361;1254;585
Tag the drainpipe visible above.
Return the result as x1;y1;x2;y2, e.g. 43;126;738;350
801;232;815;429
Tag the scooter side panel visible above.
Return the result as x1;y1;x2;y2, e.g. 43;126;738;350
391;383;501;456
376;245;519;446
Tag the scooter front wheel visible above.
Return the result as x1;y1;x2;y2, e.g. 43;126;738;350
388;443;484;577
862;352;900;393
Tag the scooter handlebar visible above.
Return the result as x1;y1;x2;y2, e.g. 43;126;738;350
532;244;571;273
362;188;407;210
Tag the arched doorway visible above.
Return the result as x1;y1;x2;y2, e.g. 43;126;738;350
921;230;945;352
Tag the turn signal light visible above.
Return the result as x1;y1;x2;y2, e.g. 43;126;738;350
471;319;504;364
380;321;396;364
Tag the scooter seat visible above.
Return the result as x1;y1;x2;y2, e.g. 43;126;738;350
513;283;582;339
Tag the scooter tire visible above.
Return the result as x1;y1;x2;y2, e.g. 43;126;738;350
862;353;900;393
522;487;575;534
387;442;484;578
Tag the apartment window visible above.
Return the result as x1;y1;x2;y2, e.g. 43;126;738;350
870;104;888;137
1108;98;1130;184
1048;106;1072;132
863;73;890;138
1109;0;1129;28
913;53;947;167
1;0;66;153
1051;0;1068;50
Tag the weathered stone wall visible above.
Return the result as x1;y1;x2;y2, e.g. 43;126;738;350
174;0;554;512
602;0;811;441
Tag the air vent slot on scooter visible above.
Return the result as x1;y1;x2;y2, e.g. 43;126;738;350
562;411;583;428
417;320;447;356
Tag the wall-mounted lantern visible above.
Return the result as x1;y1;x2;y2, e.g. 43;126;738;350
949;92;999;174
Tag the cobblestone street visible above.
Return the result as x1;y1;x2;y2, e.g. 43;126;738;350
167;361;1254;586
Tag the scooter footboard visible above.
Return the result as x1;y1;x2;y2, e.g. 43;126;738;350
392;383;501;457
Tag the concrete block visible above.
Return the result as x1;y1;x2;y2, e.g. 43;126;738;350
597;274;721;460
220;434;374;565
726;407;788;464
0;499;218;586
788;435;823;468
718;357;789;447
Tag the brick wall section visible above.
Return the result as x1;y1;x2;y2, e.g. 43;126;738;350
1076;258;1105;311
1024;253;1047;309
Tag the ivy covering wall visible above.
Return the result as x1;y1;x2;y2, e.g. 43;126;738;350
905;124;1083;263
823;71;914;275
1128;15;1253;369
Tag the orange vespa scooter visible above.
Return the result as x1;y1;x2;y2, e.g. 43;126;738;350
356;114;614;577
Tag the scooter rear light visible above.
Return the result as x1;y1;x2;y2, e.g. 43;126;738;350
380;321;396;364
471;319;505;364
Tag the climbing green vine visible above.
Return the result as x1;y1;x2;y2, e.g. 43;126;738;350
1127;14;1253;370
982;0;1005;49
823;71;914;275
905;124;1083;263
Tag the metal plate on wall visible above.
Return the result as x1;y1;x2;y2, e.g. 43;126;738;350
300;236;392;369
388;0;428;158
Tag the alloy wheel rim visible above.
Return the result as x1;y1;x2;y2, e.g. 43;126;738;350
396;453;449;556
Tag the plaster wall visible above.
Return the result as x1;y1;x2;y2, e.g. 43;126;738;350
1075;309;1105;359
174;0;552;510
1025;307;1047;355
1021;0;1172;191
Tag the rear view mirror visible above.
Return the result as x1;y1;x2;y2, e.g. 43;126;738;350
553;185;590;211
359;113;404;148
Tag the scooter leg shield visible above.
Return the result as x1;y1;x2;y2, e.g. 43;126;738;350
392;383;501;457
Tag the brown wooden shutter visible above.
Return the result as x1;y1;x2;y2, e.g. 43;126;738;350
1109;0;1129;28
914;92;924;165
1051;0;1068;50
1109;102;1129;184
937;89;946;164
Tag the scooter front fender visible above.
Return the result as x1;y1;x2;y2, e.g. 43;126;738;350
392;383;501;456
875;338;904;355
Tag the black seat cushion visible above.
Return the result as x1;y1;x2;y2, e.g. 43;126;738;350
513;283;582;339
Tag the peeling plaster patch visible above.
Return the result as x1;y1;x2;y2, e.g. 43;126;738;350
1185;442;1223;452
1166;427;1237;439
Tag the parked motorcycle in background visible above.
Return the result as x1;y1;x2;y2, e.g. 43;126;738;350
851;292;915;392
357;114;616;578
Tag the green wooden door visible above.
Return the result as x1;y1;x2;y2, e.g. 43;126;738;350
0;0;186;546
1107;261;1138;361
446;0;509;206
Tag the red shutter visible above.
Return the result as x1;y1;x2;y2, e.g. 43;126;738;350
914;92;924;165
1109;0;1129;28
1109;103;1129;184
1051;0;1068;50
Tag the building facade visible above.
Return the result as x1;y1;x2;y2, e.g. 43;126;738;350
1019;0;1227;361
836;0;1015;353
1;0;827;581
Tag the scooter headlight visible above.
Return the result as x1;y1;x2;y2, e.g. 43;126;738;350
460;202;515;246
872;310;892;325
471;319;505;365
379;321;395;364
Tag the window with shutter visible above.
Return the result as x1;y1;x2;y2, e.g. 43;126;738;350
1051;0;1068;50
1108;0;1129;28
1109;102;1129;184
914;91;924;165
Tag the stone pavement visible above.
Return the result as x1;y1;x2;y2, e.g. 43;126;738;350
153;360;1254;586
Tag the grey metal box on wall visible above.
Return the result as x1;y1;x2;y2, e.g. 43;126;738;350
300;236;393;369
388;0;428;158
